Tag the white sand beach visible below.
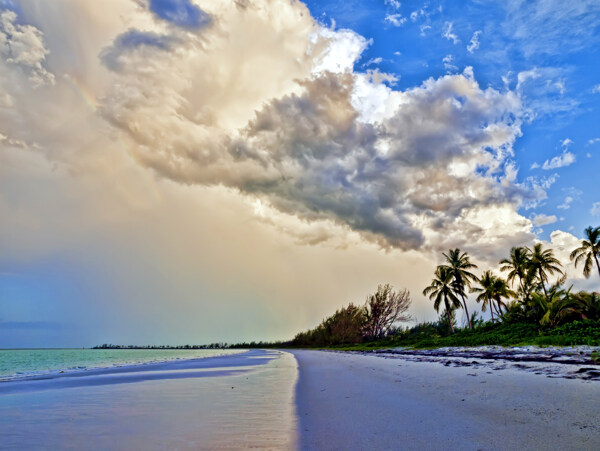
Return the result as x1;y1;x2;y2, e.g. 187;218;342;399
292;349;600;450
2;348;599;450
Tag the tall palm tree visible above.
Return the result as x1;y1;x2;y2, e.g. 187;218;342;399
471;271;498;322
441;248;478;329
471;271;514;322
570;226;600;279
528;243;563;299
423;266;462;334
491;277;513;315
499;246;531;294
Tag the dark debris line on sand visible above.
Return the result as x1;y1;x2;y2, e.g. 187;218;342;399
352;346;600;381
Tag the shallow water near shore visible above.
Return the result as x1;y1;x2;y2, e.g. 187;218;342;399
0;348;245;380
0;349;298;449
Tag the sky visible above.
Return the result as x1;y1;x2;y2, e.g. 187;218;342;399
1;0;599;348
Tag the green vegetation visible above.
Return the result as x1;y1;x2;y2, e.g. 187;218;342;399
291;226;600;350
291;284;411;347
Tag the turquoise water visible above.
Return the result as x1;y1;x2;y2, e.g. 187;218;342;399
0;348;244;380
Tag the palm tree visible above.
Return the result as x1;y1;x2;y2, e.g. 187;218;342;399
491;277;513;316
441;249;478;329
423;266;462;334
471;271;498;322
528;243;563;299
471;271;514;322
500;246;531;294
570;226;600;279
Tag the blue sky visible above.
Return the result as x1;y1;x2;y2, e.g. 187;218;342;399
0;0;599;347
303;0;600;238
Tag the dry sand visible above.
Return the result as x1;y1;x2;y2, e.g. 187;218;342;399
291;349;600;450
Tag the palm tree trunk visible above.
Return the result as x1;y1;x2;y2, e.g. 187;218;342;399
539;268;548;299
595;254;600;279
495;297;506;316
444;297;455;334
461;293;473;329
489;300;495;322
492;301;501;317
518;278;526;302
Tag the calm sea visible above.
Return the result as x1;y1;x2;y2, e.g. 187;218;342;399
0;348;243;380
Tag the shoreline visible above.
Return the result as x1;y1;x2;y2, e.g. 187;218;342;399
0;348;245;383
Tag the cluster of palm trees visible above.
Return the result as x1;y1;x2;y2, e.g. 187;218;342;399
423;226;600;332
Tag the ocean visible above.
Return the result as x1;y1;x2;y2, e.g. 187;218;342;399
0;348;244;380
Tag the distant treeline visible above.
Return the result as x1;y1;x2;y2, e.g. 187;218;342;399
92;343;285;350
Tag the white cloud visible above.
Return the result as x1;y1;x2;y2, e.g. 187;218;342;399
561;138;573;147
0;10;54;87
312;27;371;75
0;0;529;254
557;196;573;210
385;14;407;27
530;162;540;169
442;54;457;72
502;1;600;58
591;202;600;216
385;0;402;9
467;30;481;53
592;84;600;94
419;25;431;36
520;173;559;209
541;151;576;170
364;57;383;66
411;10;425;22
532;213;557;227
442;21;460;44
588;137;600;145
516;68;541;90
515;67;578;116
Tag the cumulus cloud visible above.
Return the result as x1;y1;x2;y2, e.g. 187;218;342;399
0;9;54;86
593;84;600;94
532;213;557;227
0;0;538;259
101;30;526;251
100;29;178;71
591;202;600;216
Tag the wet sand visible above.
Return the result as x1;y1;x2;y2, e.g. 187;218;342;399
0;349;297;450
292;349;600;450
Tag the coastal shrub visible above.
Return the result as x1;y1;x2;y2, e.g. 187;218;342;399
363;285;412;339
292;284;412;347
